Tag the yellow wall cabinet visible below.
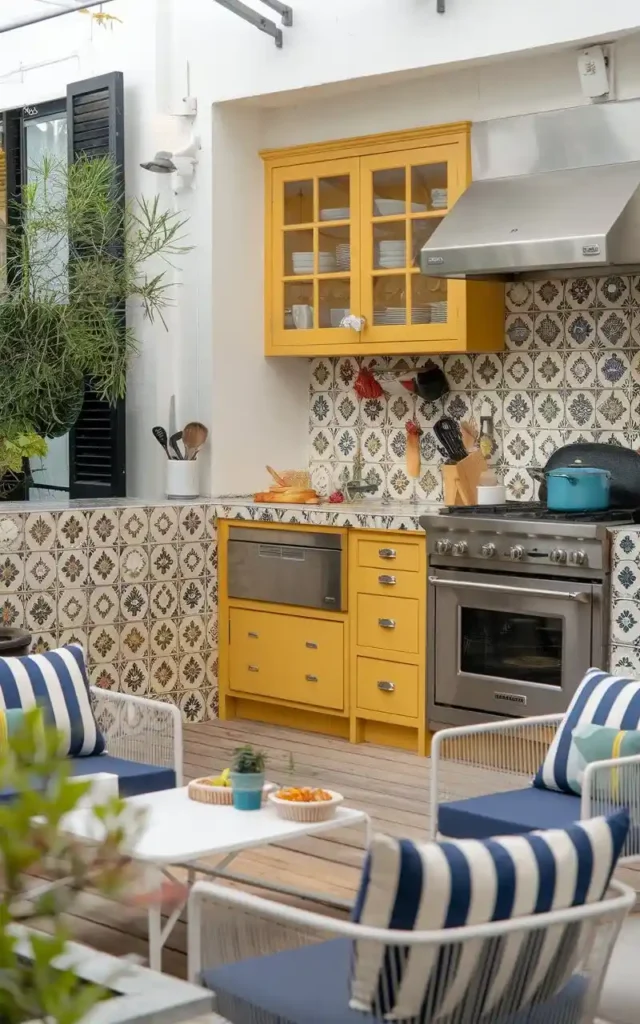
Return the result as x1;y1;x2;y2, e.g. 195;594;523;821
218;520;429;754
262;123;504;358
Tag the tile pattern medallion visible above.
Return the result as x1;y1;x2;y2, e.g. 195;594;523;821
308;275;640;502
0;505;218;723
610;527;640;674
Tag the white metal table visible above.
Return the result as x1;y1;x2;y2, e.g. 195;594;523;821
62;786;370;972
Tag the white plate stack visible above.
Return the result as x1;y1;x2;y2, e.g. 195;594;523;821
373;306;435;325
378;240;406;269
429;300;447;322
373;199;427;216
292;252;336;275
319;207;350;221
431;188;448;210
336;243;351;271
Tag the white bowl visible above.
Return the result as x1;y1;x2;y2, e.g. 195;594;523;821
320;208;350;221
268;789;344;822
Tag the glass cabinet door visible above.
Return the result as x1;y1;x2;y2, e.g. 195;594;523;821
271;158;360;347
360;145;463;344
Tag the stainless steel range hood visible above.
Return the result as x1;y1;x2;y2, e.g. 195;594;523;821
420;100;640;279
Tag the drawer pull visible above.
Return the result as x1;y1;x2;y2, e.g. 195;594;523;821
248;631;259;639
305;641;318;649
377;680;396;693
378;574;397;586
379;548;397;560
378;618;396;629
248;664;259;672
305;674;318;682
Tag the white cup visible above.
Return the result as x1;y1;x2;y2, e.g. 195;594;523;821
292;304;313;329
166;459;200;499
477;484;506;505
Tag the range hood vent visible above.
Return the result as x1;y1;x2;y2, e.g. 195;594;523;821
420;100;640;279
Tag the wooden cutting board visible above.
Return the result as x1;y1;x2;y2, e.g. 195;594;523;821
254;486;320;504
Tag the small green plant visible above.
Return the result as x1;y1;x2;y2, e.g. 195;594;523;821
0;709;144;1024
232;745;267;774
0;429;48;475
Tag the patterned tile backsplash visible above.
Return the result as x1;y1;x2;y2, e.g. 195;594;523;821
308;275;640;502
0;505;218;724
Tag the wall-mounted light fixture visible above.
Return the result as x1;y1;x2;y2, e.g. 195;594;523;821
140;138;201;192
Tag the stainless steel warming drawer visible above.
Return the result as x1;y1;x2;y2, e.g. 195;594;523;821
227;527;343;611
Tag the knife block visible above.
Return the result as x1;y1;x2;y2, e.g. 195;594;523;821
441;450;488;506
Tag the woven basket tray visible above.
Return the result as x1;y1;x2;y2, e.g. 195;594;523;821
268;789;343;822
188;778;274;806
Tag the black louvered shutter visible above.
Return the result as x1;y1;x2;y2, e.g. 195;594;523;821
67;72;126;498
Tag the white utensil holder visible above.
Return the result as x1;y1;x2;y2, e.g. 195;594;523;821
166;459;199;499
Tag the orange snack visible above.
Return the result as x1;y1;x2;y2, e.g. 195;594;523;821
275;786;333;803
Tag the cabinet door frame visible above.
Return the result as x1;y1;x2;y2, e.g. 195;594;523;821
359;140;466;349
267;156;361;352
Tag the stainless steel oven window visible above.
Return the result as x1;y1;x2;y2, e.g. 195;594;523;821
457;605;564;687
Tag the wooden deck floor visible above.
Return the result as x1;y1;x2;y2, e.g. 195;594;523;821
48;718;640;982
53;719;436;979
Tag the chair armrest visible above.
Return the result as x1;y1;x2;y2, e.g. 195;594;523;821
91;688;183;785
187;880;357;984
581;753;640;863
430;715;562;839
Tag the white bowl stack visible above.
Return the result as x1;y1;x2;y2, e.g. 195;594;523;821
292;252;336;275
378;240;406;269
319;207;350;221
431;188;448;210
374;199;427;216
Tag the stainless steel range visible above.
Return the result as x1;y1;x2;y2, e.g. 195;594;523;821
421;504;635;730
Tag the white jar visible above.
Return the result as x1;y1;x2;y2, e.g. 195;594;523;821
477;484;506;505
166;459;199;499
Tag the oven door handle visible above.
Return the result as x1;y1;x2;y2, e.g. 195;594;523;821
428;576;590;603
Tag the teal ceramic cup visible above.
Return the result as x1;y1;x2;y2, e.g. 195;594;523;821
230;771;265;810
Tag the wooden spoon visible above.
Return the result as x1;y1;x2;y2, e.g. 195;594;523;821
460;420;478;453
182;421;208;460
266;465;286;487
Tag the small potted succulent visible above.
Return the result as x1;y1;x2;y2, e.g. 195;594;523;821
230;745;267;810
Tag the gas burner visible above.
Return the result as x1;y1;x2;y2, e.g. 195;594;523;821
439;502;638;524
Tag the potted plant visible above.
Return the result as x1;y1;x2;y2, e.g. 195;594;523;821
230;745;267;811
0;154;188;498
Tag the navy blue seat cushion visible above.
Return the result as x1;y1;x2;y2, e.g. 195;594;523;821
438;786;582;839
69;755;175;798
0;756;175;803
203;938;587;1024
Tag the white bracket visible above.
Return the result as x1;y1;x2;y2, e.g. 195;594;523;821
211;0;293;47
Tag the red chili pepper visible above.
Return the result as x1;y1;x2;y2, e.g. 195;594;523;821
329;490;345;503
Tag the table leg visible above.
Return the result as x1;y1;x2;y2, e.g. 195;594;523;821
148;903;163;973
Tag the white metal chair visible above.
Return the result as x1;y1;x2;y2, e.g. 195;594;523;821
187;876;634;1024
429;715;640;863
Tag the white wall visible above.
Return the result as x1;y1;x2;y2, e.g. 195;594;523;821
0;1;640;497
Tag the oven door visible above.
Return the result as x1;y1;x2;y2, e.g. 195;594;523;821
429;569;601;719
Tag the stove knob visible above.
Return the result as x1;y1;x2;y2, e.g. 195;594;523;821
569;550;588;567
550;548;568;565
509;545;525;561
481;543;496;559
452;541;468;557
435;538;452;555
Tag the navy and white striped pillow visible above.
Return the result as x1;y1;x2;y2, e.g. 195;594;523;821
351;811;629;1021
0;644;105;757
535;667;640;794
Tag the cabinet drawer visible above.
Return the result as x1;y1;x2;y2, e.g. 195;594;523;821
354;565;423;600
356;657;419;718
356;538;421;573
229;608;344;709
356;594;420;654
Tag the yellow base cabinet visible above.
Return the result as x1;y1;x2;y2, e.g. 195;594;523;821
262;123;504;357
218;520;429;754
349;529;429;755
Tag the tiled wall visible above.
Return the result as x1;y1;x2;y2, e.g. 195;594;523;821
308;275;640;502
610;528;640;678
0;504;218;723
